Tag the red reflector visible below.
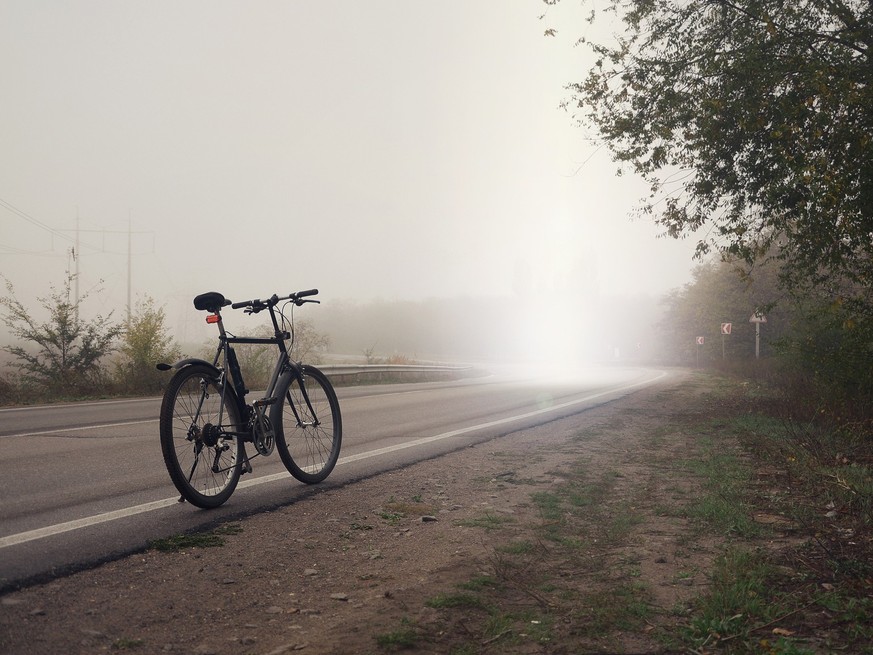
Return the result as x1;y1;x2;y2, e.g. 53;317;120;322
206;314;220;324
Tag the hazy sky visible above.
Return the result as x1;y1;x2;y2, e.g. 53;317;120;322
1;1;698;337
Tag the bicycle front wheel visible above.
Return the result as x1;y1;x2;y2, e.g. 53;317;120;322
271;365;342;484
159;364;243;508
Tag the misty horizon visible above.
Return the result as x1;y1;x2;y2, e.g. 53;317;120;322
2;1;698;363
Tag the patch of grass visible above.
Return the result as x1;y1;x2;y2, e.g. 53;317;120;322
425;593;483;609
498;540;535;555
375;618;419;651
455;513;514;531
567;483;606;508
458;575;500;592
816;592;873;641
383;500;437;516
571;582;653;637
682;548;784;650
551;534;590;550
447;645;478;655
111;638;144;650
378;511;404;524
149;523;242;552
684;445;763;538
481;611;517;644
531;491;563;521
603;501;644;543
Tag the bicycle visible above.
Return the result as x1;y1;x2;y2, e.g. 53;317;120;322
157;288;342;508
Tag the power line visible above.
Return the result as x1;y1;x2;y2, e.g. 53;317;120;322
0;242;63;257
0;198;155;256
0;197;76;247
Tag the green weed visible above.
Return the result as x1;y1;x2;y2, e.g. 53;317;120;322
455;513;514;531
375;618;419;651
425;593;483;609
111;638;144;650
149;523;242;552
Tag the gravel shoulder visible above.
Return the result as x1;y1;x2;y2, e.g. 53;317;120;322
2;369;729;654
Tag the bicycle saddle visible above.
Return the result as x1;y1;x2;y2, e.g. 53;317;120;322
193;292;231;312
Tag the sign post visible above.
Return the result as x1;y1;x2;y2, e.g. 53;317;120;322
720;323;732;359
695;336;704;367
749;311;767;358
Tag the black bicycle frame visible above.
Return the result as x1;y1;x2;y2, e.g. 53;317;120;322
208;303;312;435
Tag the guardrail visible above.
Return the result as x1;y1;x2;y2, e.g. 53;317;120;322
318;364;479;385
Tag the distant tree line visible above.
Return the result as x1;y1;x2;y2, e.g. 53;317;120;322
655;254;873;400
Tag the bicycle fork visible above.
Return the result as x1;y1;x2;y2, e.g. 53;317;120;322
286;366;321;428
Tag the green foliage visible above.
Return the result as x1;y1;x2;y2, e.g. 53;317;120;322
774;294;873;397
1;273;121;394
115;295;181;393
289;316;330;363
552;0;873;301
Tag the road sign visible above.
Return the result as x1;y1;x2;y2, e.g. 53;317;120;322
750;312;767;323
721;323;732;335
696;336;704;345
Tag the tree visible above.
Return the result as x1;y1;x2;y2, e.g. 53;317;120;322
115;295;182;393
1;274;121;394
289;317;330;364
548;0;873;300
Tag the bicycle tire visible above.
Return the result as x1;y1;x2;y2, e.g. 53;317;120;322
271;365;342;484
159;364;243;508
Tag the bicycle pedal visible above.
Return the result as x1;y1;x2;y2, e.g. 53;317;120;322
253;397;277;407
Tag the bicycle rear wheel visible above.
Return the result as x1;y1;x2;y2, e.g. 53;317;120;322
271;365;342;484
159;364;243;508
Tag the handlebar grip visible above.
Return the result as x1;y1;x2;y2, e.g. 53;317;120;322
294;288;319;298
231;299;252;309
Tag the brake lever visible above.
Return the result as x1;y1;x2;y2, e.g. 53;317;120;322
295;299;321;306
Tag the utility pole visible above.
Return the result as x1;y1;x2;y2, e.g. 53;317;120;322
75;210;80;307
127;213;132;324
58;216;153;321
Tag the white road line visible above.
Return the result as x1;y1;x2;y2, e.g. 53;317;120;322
0;396;161;413
1;419;159;439
0;371;666;549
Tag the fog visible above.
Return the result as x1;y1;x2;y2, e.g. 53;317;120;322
1;1;697;364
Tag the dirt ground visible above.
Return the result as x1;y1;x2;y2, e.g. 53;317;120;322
1;370;730;654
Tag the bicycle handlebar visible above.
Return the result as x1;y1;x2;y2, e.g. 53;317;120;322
231;288;320;310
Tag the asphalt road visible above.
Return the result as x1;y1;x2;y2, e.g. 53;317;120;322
0;365;668;590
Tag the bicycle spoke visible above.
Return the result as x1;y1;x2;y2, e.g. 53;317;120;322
159;365;242;508
273;366;342;484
